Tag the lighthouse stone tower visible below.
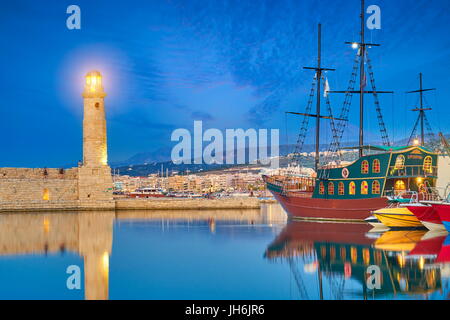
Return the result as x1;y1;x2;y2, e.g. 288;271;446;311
78;71;113;203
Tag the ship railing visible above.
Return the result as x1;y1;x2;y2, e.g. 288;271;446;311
388;165;438;178
383;190;419;204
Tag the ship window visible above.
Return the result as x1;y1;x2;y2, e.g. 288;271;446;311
373;159;381;173
372;181;381;194
395;180;406;191
43;188;50;201
361;181;369;195
338;182;345;195
395;155;405;169
328;182;335;195
423;156;433;173
361;160;369;174
349;182;356;195
319;182;325;195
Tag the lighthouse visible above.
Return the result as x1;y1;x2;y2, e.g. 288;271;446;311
82;70;108;167
78;70;113;202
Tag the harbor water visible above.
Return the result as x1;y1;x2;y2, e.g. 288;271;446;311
0;203;448;300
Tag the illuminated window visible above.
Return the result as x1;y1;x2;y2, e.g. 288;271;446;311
423;156;433;173
319;182;325;195
361;181;369;195
43;188;50;201
395;155;405;169
361;160;369;174
349;182;356;195
395;180;406;191
338;182;345;195
328;182;335;195
372;180;381;194
373;159;381;173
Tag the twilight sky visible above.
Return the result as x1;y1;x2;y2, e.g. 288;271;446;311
1;0;450;167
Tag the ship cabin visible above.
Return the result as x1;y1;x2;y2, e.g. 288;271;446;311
313;146;438;200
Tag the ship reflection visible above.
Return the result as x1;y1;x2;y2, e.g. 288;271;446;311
265;221;450;300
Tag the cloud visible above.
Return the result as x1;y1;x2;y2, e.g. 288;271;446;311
191;110;215;122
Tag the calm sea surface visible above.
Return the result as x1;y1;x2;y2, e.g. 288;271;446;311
0;203;448;300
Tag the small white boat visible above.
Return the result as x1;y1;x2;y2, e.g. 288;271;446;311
365;215;390;232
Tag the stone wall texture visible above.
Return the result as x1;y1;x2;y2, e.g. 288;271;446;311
0;168;79;202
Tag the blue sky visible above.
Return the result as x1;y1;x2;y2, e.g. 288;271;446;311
1;0;450;167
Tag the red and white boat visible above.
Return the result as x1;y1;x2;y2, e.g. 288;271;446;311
429;202;450;233
406;202;446;231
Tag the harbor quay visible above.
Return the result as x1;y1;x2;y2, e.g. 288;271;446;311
0;197;263;213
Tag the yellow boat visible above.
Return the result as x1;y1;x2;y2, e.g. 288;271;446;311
373;207;423;228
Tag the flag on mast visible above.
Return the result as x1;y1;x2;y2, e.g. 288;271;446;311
324;77;330;97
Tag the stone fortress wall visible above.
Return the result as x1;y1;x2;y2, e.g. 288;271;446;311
0;167;79;202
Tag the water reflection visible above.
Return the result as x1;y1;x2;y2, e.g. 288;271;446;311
2;204;450;300
0;205;287;300
265;221;450;299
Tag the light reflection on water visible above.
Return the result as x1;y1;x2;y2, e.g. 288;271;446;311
0;204;449;300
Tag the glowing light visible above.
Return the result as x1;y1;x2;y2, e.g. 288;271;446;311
416;177;423;184
413;138;420;146
351;42;359;49
85;71;103;94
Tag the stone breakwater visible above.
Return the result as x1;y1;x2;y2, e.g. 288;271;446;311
0;197;262;213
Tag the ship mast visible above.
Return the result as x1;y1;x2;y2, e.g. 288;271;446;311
407;73;436;146
301;24;336;171
304;24;336;171
359;0;365;157
287;24;341;172
328;0;393;158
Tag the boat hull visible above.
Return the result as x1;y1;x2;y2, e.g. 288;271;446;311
271;190;388;221
432;203;450;233
421;221;447;232
406;204;443;231
373;207;423;228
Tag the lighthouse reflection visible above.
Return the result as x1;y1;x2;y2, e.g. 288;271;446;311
265;221;450;299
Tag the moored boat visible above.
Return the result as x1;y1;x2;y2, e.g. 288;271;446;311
406;202;446;231
373;207;423;228
431;203;450;232
364;215;390;231
263;5;441;222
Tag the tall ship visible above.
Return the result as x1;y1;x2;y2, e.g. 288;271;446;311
263;0;441;221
